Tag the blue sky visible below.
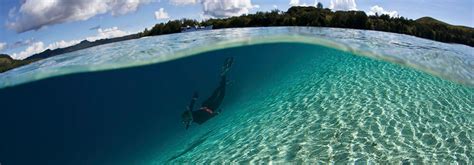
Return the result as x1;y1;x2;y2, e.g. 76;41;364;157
0;0;472;59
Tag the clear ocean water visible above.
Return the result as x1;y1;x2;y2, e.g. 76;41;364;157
0;27;472;164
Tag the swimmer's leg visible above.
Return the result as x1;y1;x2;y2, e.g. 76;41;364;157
201;57;233;111
201;76;226;110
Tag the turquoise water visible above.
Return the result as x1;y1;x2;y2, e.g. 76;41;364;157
0;28;473;164
152;43;473;164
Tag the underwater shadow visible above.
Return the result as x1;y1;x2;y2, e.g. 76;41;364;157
166;130;215;162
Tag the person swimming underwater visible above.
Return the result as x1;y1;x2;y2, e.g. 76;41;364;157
181;57;234;129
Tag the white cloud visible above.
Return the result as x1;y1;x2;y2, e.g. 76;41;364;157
10;27;130;59
368;5;398;17
289;0;318;7
8;7;16;18
169;0;197;5
155;8;170;20
86;27;130;41
167;0;257;18
202;0;257;17
7;0;149;33
289;0;299;6
0;42;6;51
314;0;319;6
46;40;81;50
6;39;37;50
273;4;278;9
11;42;45;59
329;0;357;11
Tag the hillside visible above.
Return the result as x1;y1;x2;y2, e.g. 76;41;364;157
0;54;39;73
413;17;474;46
416;17;449;25
26;34;140;60
1;34;139;73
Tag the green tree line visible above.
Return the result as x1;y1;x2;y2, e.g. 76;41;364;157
141;6;474;47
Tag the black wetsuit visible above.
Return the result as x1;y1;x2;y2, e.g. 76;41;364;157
192;76;226;124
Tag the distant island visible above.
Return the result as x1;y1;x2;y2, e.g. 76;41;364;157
1;6;473;73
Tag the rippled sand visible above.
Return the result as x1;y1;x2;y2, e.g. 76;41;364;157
155;45;473;164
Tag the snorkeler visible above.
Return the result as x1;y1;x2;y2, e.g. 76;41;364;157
181;57;234;129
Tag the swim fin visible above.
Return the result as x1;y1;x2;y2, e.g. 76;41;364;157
220;57;234;76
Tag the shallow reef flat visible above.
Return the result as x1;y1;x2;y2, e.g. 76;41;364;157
157;43;473;164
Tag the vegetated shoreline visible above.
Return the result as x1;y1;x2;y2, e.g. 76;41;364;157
1;6;472;73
